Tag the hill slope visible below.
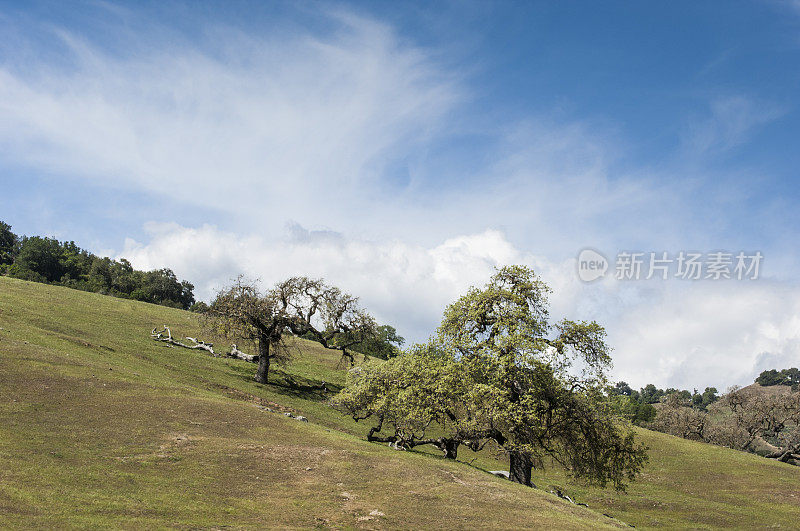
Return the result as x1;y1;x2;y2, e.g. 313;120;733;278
0;277;620;529
2;277;800;528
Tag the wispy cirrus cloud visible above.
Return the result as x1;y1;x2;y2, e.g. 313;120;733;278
683;95;784;155
0;9;461;231
0;7;699;251
2;4;798;392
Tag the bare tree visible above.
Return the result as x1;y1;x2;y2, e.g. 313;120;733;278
273;277;378;367
716;386;800;463
650;385;800;466
206;276;377;384
649;393;707;441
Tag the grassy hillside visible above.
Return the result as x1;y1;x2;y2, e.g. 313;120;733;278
0;277;621;529
1;277;800;528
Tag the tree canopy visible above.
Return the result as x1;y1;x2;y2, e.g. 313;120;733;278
756;368;800;390
0;221;195;309
0;221;20;265
337;265;647;490
609;381;719;418
346;324;405;360
207;276;377;383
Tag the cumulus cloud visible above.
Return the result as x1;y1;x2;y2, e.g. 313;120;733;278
609;280;800;390
2;5;797;392
120;222;534;338
120;222;800;390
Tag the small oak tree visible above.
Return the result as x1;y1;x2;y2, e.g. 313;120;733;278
207;276;377;384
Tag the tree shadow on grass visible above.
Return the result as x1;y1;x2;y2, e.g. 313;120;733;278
223;360;342;401
269;368;343;401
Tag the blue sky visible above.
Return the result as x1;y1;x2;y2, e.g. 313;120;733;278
2;0;800;389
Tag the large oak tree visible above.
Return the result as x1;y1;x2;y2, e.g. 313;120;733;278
337;265;647;490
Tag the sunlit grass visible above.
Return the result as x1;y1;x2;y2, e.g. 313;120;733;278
0;277;620;528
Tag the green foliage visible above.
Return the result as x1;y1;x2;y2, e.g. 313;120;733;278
756;368;800;389
335;343;466;441
14;236;69;282
0;221;19;265
611;381;719;413
607;382;657;425
696;387;718;409
610;396;657;425
129;269;195;309
0;221;194;309
338;265;647;490
439;266;647;489
637;402;658;424
347;324;405;359
189;301;210;313
640;384;664;404
614;381;633;396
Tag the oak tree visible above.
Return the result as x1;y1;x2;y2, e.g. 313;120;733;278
337;266;647;489
207;276;377;384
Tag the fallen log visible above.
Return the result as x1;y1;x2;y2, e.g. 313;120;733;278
151;326;216;356
227;343;258;363
185;337;216;356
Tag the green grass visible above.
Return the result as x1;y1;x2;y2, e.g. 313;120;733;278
2;276;800;528
457;427;800;528
0;277;619;529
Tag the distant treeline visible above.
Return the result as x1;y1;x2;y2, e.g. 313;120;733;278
756;368;800;390
612;368;800;427
0;221;195;309
609;381;720;425
626;368;800;465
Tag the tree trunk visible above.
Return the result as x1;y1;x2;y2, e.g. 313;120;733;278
766;445;800;463
255;335;270;384
509;451;535;487
441;438;459;460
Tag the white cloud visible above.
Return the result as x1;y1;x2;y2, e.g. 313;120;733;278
0;11;461;231
0;8;713;252
120;222;800;391
608;280;800;391
121;223;533;340
684;95;784;155
3;6;797;392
